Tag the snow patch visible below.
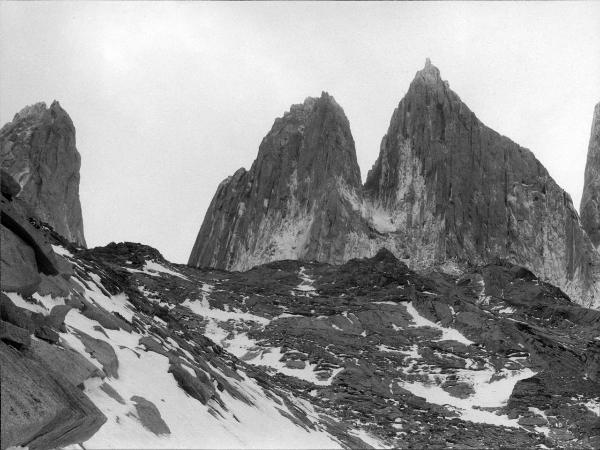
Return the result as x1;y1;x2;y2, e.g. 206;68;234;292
405;302;473;345
143;261;189;280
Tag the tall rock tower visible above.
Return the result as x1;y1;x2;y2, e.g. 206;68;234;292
581;102;600;249
190;61;600;308
189;93;371;271
0;101;86;246
363;60;600;306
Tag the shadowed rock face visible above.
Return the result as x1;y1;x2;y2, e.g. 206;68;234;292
188;92;370;271
363;60;600;308
190;61;600;308
581;102;600;248
0;101;86;247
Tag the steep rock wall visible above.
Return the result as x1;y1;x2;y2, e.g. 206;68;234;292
0;101;86;247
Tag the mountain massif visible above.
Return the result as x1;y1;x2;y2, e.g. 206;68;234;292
581;102;600;249
1;101;86;247
189;60;600;309
1;63;599;450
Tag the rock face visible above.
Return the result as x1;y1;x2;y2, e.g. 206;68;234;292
0;101;86;246
190;61;600;308
581;102;600;248
362;60;600;308
189;93;370;270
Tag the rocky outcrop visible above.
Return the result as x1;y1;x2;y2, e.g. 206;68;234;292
0;341;106;450
190;61;600;308
581;102;600;248
362;59;600;308
189;92;370;270
0;101;86;246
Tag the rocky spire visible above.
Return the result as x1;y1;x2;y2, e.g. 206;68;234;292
188;92;368;270
364;59;600;307
0;101;86;246
580;102;600;248
190;61;600;308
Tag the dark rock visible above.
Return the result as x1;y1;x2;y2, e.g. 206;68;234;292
0;224;41;295
130;395;171;435
80;299;132;332
30;338;103;385
99;382;125;404
581;102;600;248
75;331;119;378
0;101;86;246
518;415;548;427
0;319;31;349
0;292;35;331
0;341;106;449
46;304;73;330
168;363;215;405
1;169;21;199
34;325;59;344
1;196;60;276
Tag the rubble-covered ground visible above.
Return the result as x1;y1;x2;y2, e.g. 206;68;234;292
3;220;598;448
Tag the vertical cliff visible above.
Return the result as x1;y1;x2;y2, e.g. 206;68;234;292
580;102;600;248
188;93;370;270
190;62;600;307
363;60;600;307
0;101;86;247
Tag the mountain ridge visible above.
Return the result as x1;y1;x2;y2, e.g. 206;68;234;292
189;60;600;309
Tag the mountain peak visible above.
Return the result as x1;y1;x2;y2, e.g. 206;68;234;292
0;101;86;247
411;58;446;89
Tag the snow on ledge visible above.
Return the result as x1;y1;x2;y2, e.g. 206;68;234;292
405;302;474;345
143;260;189;280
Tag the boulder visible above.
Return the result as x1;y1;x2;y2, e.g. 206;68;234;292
0;341;106;449
75;331;119;378
99;382;125;404
34;325;59;344
30;338;104;386
0;225;41;296
80;299;132;332
0;169;21;200
130;395;171;435
1;196;60;276
168;363;215;405
0;292;35;331
0;320;31;349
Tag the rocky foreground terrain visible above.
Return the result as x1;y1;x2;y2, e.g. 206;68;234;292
1;184;599;447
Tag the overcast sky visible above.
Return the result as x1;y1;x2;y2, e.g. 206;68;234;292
1;2;599;263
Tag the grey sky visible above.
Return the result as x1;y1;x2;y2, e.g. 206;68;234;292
1;2;599;263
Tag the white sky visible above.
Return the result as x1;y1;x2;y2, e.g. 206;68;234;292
1;2;599;263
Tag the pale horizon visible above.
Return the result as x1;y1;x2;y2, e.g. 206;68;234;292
2;2;599;263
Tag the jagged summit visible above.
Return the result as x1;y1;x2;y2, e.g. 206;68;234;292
0;100;86;246
188;91;365;270
190;63;600;308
